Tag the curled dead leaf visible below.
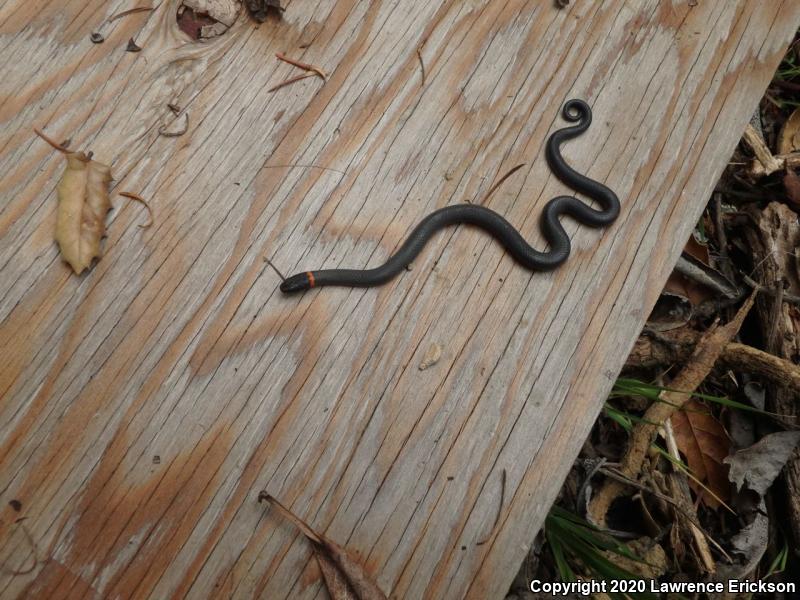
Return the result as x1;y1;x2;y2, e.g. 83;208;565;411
56;153;112;273
35;128;113;274
259;493;387;600
670;400;731;509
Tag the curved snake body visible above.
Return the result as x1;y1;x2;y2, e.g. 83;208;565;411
280;99;619;294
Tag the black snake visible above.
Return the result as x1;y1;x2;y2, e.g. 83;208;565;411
280;99;619;293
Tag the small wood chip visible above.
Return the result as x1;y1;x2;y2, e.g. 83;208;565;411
126;38;142;52
742;123;782;177
419;343;442;371
90;32;105;43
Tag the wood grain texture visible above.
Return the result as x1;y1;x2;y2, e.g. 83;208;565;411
0;1;797;598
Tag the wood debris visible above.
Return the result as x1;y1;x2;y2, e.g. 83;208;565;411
743;123;787;177
589;292;755;526
267;72;315;93
276;52;328;80
258;493;387;600
418;343;442;371
269;53;328;93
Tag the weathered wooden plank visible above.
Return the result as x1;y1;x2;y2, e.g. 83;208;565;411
0;1;796;598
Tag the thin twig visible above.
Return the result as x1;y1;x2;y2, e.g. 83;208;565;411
712;193;736;283
416;46;426;86
477;469;506;545
742;274;800;305
107;5;154;23
267;72;316;93
119;192;154;228
33;128;71;153
264;257;286;281
275;52;327;80
159;112;190;137
476;163;526;205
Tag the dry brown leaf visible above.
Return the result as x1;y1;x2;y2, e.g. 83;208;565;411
316;553;360;600
35;128;113;274
56;153;112;274
670;400;731;508
260;494;387;600
778;107;800;154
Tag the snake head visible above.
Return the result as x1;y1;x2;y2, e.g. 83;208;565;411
280;272;313;293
